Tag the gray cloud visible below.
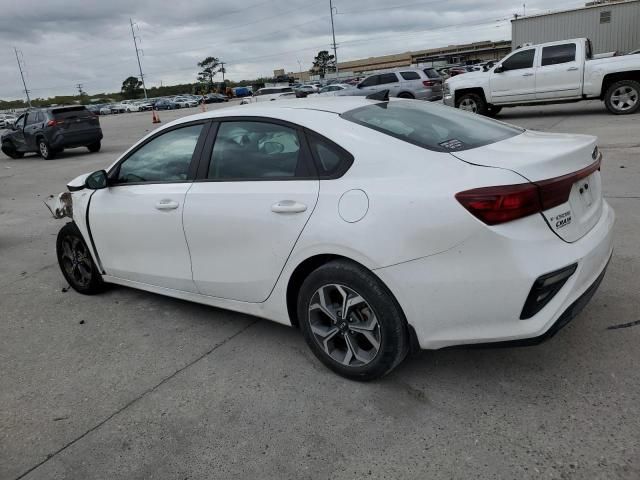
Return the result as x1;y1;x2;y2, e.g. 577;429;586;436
0;0;584;99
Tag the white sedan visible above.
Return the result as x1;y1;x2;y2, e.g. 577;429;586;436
310;84;355;97
46;96;614;380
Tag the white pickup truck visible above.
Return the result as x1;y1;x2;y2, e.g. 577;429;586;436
443;38;640;116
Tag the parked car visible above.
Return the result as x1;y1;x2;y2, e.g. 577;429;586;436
45;96;613;380
349;68;443;101
99;105;113;115
240;86;294;104
204;93;229;103
0;114;17;129
627;48;640;55
173;96;199;108
153;99;178;110
310;84;354;97
295;85;318;98
1;106;102;160
444;37;640;116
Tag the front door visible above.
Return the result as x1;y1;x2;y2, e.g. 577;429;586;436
183;119;319;302
89;122;208;292
490;48;537;103
10;115;27;151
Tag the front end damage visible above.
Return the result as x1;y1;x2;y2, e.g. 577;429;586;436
44;191;73;219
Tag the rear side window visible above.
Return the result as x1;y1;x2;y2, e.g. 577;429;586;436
306;133;354;178
501;49;535;71
423;68;439;78
400;71;420;80
541;44;576;66
378;73;399;85
341;101;522;153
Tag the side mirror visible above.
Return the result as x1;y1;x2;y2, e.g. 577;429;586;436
85;170;109;190
494;65;504;73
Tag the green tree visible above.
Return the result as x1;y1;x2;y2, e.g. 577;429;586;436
310;50;336;79
121;76;142;99
197;56;221;91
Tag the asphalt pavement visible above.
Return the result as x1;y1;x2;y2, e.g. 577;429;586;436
1;100;639;479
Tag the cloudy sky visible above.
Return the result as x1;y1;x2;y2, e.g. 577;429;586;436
0;0;585;100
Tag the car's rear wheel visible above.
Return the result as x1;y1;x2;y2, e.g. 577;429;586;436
56;222;105;295
297;260;409;381
2;141;24;159
398;92;415;99
37;138;56;160
605;80;640;115
456;92;487;115
87;141;101;153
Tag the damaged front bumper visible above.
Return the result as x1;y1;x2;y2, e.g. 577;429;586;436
44;191;73;219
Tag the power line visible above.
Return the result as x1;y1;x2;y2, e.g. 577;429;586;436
13;47;32;108
130;18;148;99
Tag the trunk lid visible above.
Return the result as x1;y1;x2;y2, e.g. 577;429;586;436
453;130;602;242
52;106;100;132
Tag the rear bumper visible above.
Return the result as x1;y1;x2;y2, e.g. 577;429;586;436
50;128;103;149
375;200;615;349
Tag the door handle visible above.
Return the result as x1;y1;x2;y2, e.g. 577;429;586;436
567;67;579;71
155;199;179;210
271;200;307;214
522;73;534;77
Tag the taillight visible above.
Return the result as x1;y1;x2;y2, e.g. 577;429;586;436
455;184;541;225
456;156;602;225
47;119;64;127
422;80;437;87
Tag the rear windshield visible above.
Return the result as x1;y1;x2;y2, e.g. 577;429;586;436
51;106;90;118
423;68;439;78
341;101;522;152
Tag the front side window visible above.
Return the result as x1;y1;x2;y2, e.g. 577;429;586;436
208;121;304;179
541;44;576;66
341;101;522;153
116;124;203;183
359;76;379;87
501;49;535;71
14;115;25;129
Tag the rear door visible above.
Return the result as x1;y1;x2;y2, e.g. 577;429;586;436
535;42;583;99
183;119;319;302
490;48;537;103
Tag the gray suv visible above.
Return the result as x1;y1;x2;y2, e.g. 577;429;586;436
351;67;443;101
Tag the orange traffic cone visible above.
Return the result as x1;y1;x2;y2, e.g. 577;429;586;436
152;110;161;124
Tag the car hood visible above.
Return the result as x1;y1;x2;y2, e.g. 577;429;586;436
451;130;597;182
446;70;489;85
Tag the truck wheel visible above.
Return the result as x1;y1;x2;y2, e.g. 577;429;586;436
38;138;56;160
604;80;639;115
486;105;502;118
87;142;101;153
456;93;487;115
2;141;24;159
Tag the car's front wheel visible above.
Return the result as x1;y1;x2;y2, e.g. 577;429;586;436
56;222;105;295
297;260;409;381
38;138;56;160
456;92;487;115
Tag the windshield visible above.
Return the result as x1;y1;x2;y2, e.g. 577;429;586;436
341;101;523;152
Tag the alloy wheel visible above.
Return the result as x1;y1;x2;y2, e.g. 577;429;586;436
39;141;49;158
60;235;93;287
308;284;381;367
611;86;638;112
459;98;478;113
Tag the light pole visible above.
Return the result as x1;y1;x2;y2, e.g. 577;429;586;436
329;0;339;79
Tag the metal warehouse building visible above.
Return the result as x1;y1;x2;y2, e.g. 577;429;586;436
512;0;640;54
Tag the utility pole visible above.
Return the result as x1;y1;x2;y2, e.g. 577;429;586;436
129;18;148;99
329;0;339;79
297;59;302;81
76;83;85;104
220;61;226;83
14;47;32;108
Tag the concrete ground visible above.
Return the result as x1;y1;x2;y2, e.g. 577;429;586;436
1;100;638;480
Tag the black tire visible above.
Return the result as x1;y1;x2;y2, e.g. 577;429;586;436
604;79;640;115
37;137;56;160
87;141;101;153
2;141;24;159
297;260;409;381
397;92;414;99
455;92;487;115
486;105;502;118
56;222;105;295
